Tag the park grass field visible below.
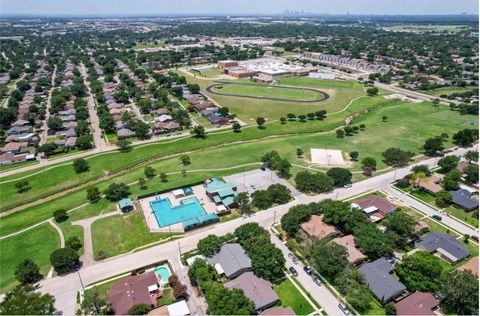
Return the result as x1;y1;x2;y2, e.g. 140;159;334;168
208;82;328;102
91;211;174;259
423;86;478;97
0;223;59;293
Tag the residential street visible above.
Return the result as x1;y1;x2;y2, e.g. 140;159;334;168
37;145;478;315
39;65;56;146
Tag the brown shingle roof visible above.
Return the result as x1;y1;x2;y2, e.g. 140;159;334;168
301;215;338;239
457;256;479;276
332;234;366;265
260;306;295;315
395;292;439;316
225;272;278;311
355;195;396;215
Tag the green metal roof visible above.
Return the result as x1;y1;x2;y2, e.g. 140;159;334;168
118;198;133;208
205;178;237;194
218;188;235;198
222;196;236;206
183;213;219;230
213;195;222;203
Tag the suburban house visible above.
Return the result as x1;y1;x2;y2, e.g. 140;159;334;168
414;174;443;194
331;234;367;265
301;214;338;239
206;243;252;279
359;258;406;302
108;272;161;315
0;142;28;154
457;256;479;277
351;195;397;222
395;292;440;316
456;161;469;173
204;177;238;209
153;121;181;134
449;189;479;211
260;306;295;315
225;272;279;312
117;128;136;138
415;232;470;263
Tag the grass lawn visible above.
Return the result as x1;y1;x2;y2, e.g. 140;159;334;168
219;210;241;223
0;223;60;293
410;190;436;204
191;66;223;78
157;288;175;306
364;299;386;315
274;278;315;315
91;211;174;259
423;86;477;97
444;206;479;228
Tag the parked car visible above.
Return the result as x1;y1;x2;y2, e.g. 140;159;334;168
338;302;350;315
312;274;322;286
432;214;442;221
289;267;298;277
288;253;293;258
250;184;256;190
471;234;479;242
292;256;298;264
260;164;266;171
343;183;352;188
303;266;312;275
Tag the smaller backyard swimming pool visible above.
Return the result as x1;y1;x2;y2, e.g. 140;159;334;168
154;265;171;283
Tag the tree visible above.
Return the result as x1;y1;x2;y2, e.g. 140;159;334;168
76;135;94;150
251;189;273;210
37;142;58;156
382;147;414;167
396;251;444;292
315;110;327;120
261;150;281;169
234;192;251;215
294;171;334;193
311;241;349;281
382;115;388;122
232;122;241;132
180;155;191;165
361;157;377;169
281;204;314;236
204;282;255;315
256;117;265;128
73;158;89;173
439;270;479;316
117;139;132;152
187;83;200;94
296;148;304;158
336;129;345;138
441;170;461;191
438;155;460;173
144;166;156;178
287;113;296;120
81;287;106;314
452;128;478;147
367;87;379;96
172;282;188;300
128;303;150;315
250;243;285;281
191;125;206;138
464;150;478;164
66;236;82;251
188;258;218;288
234;223;268;244
15;259;42;285
276;159;291;178
423;136;445;156
464;164;479;184
160;172;168;182
132;120;150;139
353;224;394;259
0;284;55;315
434;190;452;208
15;180;31;193
53;209;68;223
327;168;352;187
411;164;431;176
197;234;223;256
383;209;416;245
47;116;63;130
280;117;287;124
385;302;397;315
349;151;359;161
50;247;79;275
104;183;130;201
218;107;229;117
138;178;147;190
298;114;306;122
86;187;101;203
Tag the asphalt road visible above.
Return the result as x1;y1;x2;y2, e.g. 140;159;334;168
37;146;477;315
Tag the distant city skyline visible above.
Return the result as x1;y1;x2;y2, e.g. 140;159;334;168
1;0;478;16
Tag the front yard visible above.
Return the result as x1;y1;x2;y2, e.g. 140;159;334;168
274;278;315;315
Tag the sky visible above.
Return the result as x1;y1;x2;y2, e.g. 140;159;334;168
0;0;478;16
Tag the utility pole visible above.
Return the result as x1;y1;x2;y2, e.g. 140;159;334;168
178;241;182;257
273;210;277;225
77;271;85;291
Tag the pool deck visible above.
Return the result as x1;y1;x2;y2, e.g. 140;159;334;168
139;184;218;233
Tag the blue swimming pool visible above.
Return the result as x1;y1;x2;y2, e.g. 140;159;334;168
150;197;207;227
154;265;171;283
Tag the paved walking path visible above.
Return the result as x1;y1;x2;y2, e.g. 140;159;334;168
48;219;65;247
72;210;121;266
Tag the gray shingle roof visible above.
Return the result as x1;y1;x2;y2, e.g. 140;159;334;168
359;258;406;302
449;189;479;211
416;232;470;262
206;243;251;279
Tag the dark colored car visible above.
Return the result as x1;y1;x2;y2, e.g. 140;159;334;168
303;266;312;275
289;267;298;277
432;214;442;221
